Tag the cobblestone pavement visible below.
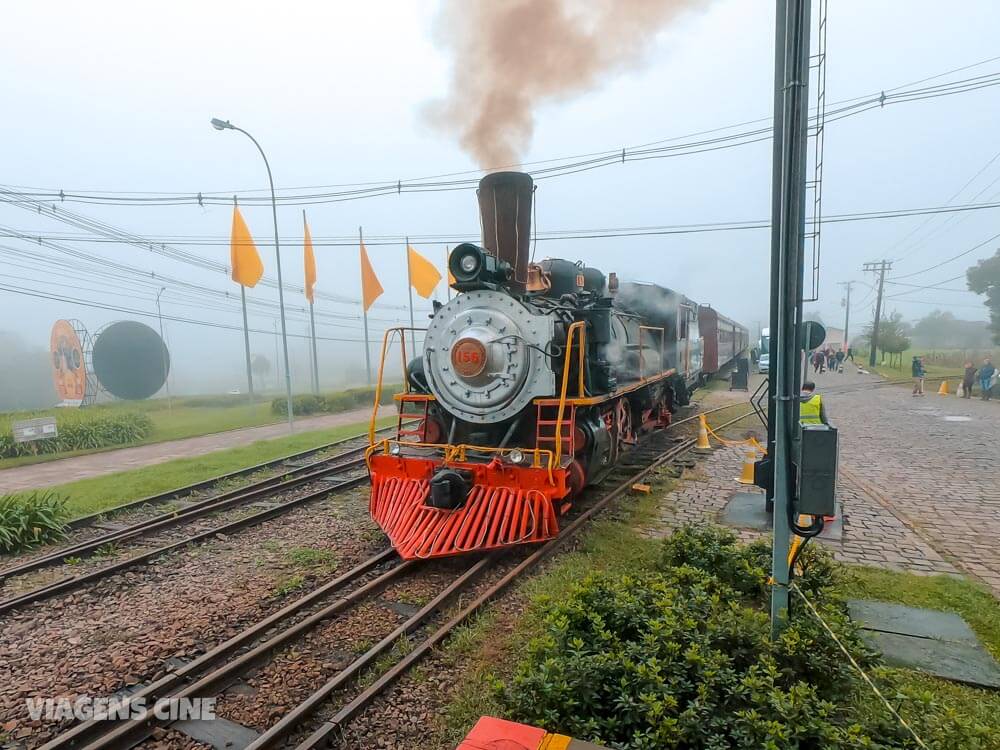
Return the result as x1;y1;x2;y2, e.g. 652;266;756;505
645;364;1000;594
643;444;957;576
0;407;372;493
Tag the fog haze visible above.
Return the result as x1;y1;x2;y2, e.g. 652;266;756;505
2;0;998;405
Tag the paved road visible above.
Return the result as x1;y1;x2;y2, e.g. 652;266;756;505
0;407;373;493
647;364;1000;597
823;365;1000;594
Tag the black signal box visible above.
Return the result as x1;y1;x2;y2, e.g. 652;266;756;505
797;424;838;516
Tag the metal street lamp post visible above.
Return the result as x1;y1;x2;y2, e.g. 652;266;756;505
155;286;172;409
211;118;294;428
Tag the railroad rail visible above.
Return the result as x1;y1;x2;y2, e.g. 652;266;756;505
0;456;370;615
37;407;753;750
59;424;398;532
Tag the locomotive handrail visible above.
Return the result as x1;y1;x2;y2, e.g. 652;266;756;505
369;325;428;445
554;320;587;461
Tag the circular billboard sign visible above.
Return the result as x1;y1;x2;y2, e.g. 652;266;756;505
92;321;170;400
50;319;87;407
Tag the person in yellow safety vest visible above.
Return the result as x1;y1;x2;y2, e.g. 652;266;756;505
799;381;829;425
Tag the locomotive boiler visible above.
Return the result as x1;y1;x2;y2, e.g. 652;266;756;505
366;171;744;560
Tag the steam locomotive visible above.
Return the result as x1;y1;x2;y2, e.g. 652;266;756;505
367;171;747;559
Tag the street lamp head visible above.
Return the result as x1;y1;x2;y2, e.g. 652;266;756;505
210;118;233;131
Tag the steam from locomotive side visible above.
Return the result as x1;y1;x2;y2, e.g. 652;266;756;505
367;171;748;560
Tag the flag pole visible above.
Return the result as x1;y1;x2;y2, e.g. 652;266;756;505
309;302;319;394
303;210;320;395
360;226;372;385
239;284;254;402
405;236;416;353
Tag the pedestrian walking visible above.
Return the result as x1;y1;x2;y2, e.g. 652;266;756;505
847;346;855;362
811;350;823;374
982;357;997;401
911;355;926;396
799;381;830;425
835;349;845;373
961;361;977;399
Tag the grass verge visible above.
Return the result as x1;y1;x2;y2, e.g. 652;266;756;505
434;477;1000;748
9;417;394;519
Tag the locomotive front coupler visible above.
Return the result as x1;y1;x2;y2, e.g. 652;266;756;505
427;467;474;510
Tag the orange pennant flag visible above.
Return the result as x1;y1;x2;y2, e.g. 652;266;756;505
230;206;264;288
303;215;317;304
446;246;455;287
360;241;384;311
407;245;442;298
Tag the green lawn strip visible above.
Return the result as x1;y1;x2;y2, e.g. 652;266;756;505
842;566;1000;659
12;416;394;519
1;386;397;469
839;566;1000;745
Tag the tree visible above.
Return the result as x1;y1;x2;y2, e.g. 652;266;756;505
967;250;1000;344
250;354;271;379
911;309;992;349
861;311;911;364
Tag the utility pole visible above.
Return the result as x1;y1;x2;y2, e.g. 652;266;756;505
155;287;172;410
767;0;812;637
838;281;853;350
862;261;892;366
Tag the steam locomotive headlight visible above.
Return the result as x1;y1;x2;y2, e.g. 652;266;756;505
460;254;479;273
507;448;525;465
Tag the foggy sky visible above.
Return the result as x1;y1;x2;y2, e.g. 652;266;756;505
1;0;998;398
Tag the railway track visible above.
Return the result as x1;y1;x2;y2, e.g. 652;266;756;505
0;453;371;615
59;425;398;533
36;408;753;750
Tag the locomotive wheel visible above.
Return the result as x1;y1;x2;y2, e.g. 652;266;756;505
615;398;633;449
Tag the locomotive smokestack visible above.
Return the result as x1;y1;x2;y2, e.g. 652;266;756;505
477;171;533;293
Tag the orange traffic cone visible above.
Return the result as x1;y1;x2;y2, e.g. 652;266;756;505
696;414;711;450
735;446;756;485
937;379;949;395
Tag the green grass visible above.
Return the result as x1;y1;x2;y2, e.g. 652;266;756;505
435;468;671;747
9;417;394;519
435;476;1000;749
842;566;1000;660
868;347;999;382
0;392;379;470
839;567;1000;746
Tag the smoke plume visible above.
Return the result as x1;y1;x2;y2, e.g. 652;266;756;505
427;0;702;168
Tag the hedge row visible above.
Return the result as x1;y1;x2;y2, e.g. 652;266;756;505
270;385;399;417
500;526;992;749
0;410;153;459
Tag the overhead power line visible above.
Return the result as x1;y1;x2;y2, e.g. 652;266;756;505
0;282;372;343
889;229;1000;280
3;69;1000;208
6;198;1000;249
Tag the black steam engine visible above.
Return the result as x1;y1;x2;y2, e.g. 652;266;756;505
368;171;743;560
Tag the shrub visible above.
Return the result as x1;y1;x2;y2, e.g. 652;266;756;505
270;385;399;417
0;492;68;553
0;410;153;458
499;525;987;749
